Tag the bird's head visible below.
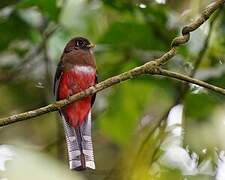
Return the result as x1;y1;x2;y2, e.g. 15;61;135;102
64;37;95;53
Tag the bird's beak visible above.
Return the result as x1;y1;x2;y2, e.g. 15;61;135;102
87;43;96;48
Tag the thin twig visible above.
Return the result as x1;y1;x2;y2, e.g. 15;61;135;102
154;68;225;95
191;8;222;77
182;7;222;104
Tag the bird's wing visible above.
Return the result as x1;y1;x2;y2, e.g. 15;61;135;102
91;73;98;107
53;61;63;100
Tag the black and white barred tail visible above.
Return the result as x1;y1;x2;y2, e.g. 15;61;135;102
61;112;95;170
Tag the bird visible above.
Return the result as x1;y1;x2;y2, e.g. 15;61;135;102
53;37;97;171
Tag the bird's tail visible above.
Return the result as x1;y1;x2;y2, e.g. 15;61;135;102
62;112;95;170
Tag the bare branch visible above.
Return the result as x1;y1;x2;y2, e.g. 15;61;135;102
191;7;223;77
0;0;224;127
154;68;225;95
1;63;225;127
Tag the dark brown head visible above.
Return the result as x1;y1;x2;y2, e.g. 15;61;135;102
64;37;95;53
61;37;96;68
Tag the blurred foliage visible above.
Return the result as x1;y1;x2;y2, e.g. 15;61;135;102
100;21;166;50
0;0;20;9
0;0;225;180
0;13;31;50
17;0;60;21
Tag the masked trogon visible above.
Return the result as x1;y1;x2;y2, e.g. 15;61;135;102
53;37;97;170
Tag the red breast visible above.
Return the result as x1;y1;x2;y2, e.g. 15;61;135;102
56;37;97;127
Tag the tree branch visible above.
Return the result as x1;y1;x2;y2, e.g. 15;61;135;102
190;7;222;77
0;0;224;127
175;6;223;103
153;68;225;95
1;64;225;127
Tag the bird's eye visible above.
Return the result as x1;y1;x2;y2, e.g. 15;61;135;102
76;40;85;48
